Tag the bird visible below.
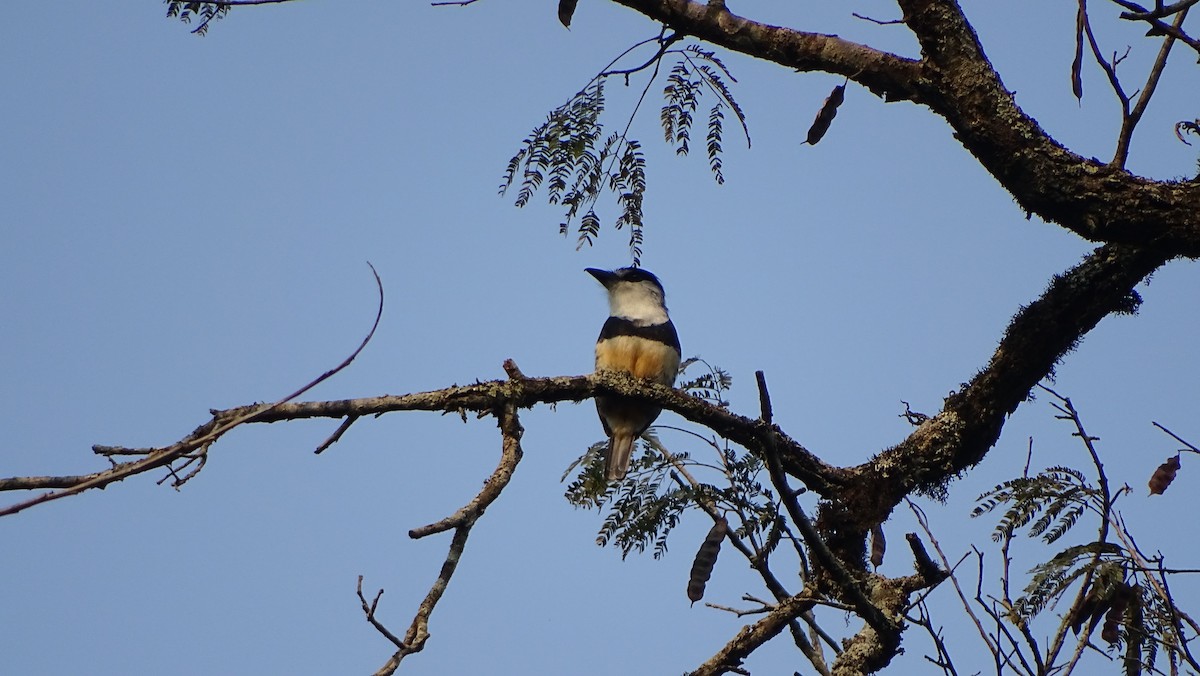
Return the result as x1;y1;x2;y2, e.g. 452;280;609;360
586;267;681;482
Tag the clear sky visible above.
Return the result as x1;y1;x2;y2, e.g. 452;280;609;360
2;2;1198;674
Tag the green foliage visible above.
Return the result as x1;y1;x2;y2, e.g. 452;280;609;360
1013;543;1124;621
502;40;747;266
677;357;732;407
972;465;1099;544
659;45;747;186
974;439;1193;674
164;1;229;36
563;438;694;559
565;360;782;565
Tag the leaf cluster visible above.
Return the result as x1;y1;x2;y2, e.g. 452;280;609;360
973;465;1098;545
164;1;229;36
660;46;749;184
677;357;733;407
499;80;651;263
563;439;694;559
501;42;747;265
973;454;1194;675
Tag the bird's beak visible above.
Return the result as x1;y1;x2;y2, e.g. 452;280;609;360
585;268;615;287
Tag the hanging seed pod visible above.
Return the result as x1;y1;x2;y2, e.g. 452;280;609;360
803;84;846;145
1071;2;1085;100
1148;454;1181;495
1100;615;1120;644
558;0;579;27
687;519;728;604
869;524;886;569
1069;591;1100;636
1101;583;1133;645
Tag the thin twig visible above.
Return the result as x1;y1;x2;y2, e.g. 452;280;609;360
755;376;896;643
909;599;960;676
357;576;406;649
851;12;903;25
1153;421;1200;454
1110;0;1200;51
1037;385;1113;670
1119;0;1200;19
664;459;834;675
907;501;1001;660
0;263;385;516
686;591;818;676
371;399;524;675
313;416;359;455
1111;5;1191;166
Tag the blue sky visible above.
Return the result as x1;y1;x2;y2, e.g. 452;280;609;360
3;2;1199;674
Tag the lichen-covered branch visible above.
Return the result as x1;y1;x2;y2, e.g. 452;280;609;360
687;590;818;676
833;243;1169;540
609;0;1200;254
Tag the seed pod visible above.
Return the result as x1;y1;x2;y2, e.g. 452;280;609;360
1100;616;1120;645
1148;455;1181;495
1069;593;1099;636
1071;2;1085;100
1101;583;1134;645
558;0;579;28
687;519;728;604
803;84;846;145
869;524;885;569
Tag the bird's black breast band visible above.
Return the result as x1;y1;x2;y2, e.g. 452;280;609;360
597;317;681;351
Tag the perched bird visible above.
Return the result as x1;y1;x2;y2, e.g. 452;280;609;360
586;267;681;482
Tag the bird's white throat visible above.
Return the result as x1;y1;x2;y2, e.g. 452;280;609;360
608;281;669;325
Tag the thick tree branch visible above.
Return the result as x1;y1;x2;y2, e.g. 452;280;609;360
898;0;1199;250
687;590;818;676
609;0;923;100
609;0;1200;254
836;243;1169;535
0;370;843;515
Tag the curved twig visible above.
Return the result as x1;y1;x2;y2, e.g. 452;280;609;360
0;263;385;516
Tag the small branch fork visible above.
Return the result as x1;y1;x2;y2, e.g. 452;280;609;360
705;372;951;676
1110;0;1200;53
363;396;525;675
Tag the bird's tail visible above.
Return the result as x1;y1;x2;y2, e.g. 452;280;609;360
605;434;636;482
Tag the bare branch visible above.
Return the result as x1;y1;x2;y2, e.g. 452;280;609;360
1153;421;1200;455
1118;0;1200;19
371;399;525;674
1111;0;1200;53
0;263;385;516
908;501;1001;662
686;591;817;676
852;12;904;25
1037;385;1115;669
313;416;358;455
1112;6;1192;167
408;400;524;540
356;577;405;650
